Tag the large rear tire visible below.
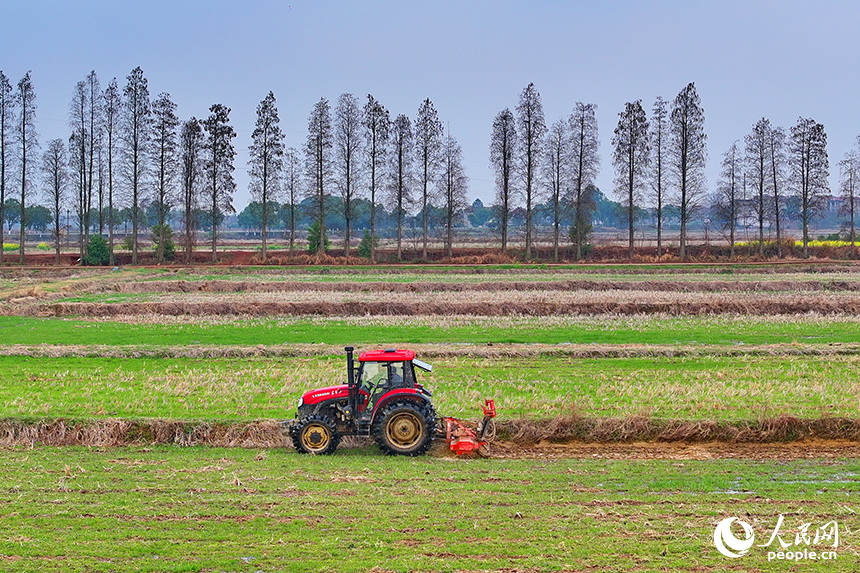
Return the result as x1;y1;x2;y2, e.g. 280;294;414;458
372;401;435;456
291;413;341;455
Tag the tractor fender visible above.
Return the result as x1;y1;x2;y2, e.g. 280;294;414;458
370;389;432;425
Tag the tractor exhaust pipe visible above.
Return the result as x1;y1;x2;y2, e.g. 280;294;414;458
345;346;356;415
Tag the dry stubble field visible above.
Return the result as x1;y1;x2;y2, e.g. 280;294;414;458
0;262;859;571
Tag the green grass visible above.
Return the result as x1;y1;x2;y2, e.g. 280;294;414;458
2;314;858;347
0;446;856;572
0;354;858;421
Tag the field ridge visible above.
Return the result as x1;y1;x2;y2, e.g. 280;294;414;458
4;414;860;448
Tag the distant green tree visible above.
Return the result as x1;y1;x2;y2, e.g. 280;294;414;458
84;234;110;265
468;198;492;227
24;205;52;231
151;223;175;261
358;229;378;259
307;220;330;254
3;198;20;230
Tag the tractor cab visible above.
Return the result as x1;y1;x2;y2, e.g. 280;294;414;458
353;349;432;420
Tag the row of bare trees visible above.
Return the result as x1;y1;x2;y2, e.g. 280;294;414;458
300;95;467;260
0;71;37;265
492;81;852;260
712;117;838;258
2;66;472;265
490;83;707;261
1;67;240;265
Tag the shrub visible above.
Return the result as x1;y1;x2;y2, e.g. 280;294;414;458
2;243;19;252
151;224;176;261
307;221;330;254
121;236;134;251
358;230;379;259
84;235;110;266
37;242;51;251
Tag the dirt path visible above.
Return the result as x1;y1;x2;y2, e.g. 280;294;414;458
483;439;860;460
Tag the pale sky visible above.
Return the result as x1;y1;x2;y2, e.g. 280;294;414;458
4;0;859;209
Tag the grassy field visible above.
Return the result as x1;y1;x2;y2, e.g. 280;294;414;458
2;313;860;346
0;446;857;572
1;263;860;571
0;353;859;421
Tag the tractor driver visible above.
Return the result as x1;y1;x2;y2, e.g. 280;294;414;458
360;361;405;413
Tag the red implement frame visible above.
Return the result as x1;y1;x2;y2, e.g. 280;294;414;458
445;399;497;456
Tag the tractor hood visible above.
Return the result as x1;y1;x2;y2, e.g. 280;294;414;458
301;384;349;406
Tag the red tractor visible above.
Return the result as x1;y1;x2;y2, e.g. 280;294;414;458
290;347;437;456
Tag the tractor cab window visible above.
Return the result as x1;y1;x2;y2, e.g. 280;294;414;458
359;361;412;392
358;362;385;394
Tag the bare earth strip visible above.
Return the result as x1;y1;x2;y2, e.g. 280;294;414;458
1;342;858;359
92;278;860;293
21;294;860;316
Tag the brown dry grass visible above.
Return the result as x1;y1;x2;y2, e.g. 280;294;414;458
0;419;289;448
499;414;860;444
22;292;860;317
84;278;860;294
2;342;858;360
2;415;859;448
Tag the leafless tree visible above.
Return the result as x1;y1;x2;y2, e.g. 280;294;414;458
650;96;668;256
121;67;150;264
669;82;707;258
41;138;68;264
69;79;89;257
202;103;237;262
305;98;333;255
388;114;413;260
334;93;363;256
16;71;38;265
516;83;546;259
838;148;859;251
713;141;743;257
179;118;203;263
439;132;468;257
612;100;650;258
745;118;770;256
568;102;600;260
283;147;301;254
543;118;568;262
362;94;389;262
414;99;442;259
489;108;517;252
151;92;179;263
85;72;102;234
103;78;120;264
249;91;285;260
790;117;829;258
0;72;14;264
767;125;787;257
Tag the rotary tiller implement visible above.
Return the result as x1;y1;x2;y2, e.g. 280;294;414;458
443;399;497;456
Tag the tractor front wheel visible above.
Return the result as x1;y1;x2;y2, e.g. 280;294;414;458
291;413;341;455
372;401;435;456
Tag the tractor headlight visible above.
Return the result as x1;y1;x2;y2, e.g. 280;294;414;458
297;396;304;409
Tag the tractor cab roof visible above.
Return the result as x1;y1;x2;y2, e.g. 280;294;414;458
359;349;415;362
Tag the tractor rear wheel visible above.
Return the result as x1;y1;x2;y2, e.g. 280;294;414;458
372;401;435;456
291;413;340;455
